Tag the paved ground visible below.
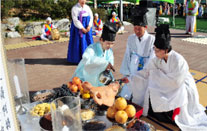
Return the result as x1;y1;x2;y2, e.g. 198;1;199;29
4;25;207;91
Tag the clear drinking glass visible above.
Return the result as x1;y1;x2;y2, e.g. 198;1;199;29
51;96;82;131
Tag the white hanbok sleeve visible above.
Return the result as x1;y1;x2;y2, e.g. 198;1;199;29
110;19;112;23
99;20;103;29
82;48;109;75
120;40;131;76
149;56;189;92
42;25;46;36
71;6;84;29
52;24;56;29
107;49;114;66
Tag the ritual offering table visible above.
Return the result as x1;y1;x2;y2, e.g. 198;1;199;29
17;78;155;131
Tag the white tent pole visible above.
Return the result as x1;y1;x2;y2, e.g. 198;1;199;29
94;0;97;9
172;0;176;27
120;0;123;22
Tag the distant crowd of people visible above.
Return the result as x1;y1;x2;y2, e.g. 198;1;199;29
157;2;207;18
103;2;207;19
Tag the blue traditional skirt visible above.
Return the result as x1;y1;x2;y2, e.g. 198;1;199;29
67;16;93;64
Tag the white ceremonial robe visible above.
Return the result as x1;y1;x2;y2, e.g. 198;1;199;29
71;3;93;29
142;50;207;131
120;31;155;104
185;1;198;34
72;42;114;87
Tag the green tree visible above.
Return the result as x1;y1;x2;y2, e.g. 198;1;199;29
51;0;76;19
1;0;15;19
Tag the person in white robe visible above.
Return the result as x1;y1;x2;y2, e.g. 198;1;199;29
185;0;198;36
119;8;155;104
41;17;56;41
72;22;119;87
137;25;207;130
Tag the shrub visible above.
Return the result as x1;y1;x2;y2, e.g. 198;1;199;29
91;8;108;22
1;0;108;23
15;24;25;36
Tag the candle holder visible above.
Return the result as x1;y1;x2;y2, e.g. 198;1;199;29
15;96;27;115
7;59;30;114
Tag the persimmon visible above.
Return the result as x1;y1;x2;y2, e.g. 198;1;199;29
67;81;73;89
78;84;83;91
72;77;81;85
70;84;78;93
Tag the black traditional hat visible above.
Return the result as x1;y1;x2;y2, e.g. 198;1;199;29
154;24;171;50
131;7;148;26
101;21;119;41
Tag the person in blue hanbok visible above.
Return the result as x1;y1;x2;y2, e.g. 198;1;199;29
67;0;94;64
72;22;119;87
119;8;155;103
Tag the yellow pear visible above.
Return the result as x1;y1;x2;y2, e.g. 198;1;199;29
115;97;127;110
107;105;117;119
115;110;128;124
124;105;136;118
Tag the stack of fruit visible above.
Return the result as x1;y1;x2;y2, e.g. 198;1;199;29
67;77;92;99
67;77;83;93
107;97;136;124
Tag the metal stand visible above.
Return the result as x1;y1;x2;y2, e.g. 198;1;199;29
16;96;27;115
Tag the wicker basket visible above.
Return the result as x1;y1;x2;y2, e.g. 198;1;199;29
51;28;60;40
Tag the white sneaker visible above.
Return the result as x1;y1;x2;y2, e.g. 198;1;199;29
43;39;49;42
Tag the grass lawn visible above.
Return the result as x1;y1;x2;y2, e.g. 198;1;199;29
160;15;207;33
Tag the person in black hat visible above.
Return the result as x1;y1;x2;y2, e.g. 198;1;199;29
119;7;155;103
71;21;119;87
141;24;207;130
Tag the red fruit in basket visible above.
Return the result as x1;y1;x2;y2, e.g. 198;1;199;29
78;84;83;91
72;77;81;85
71;84;78;93
67;82;73;89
